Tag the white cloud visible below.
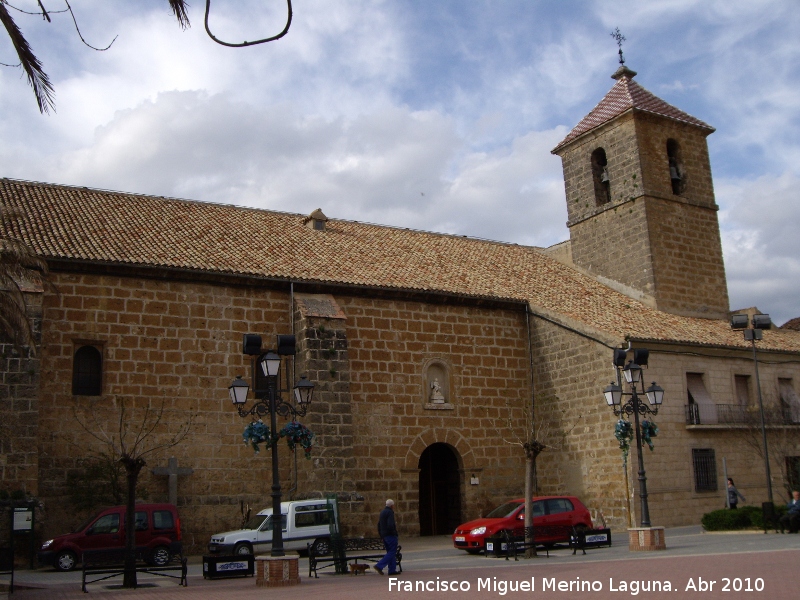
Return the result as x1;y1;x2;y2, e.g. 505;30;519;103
46;89;567;248
1;0;799;323
719;172;800;324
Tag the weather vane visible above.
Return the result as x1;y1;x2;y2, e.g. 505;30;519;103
611;28;626;65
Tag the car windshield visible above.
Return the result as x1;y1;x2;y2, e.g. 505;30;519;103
74;511;102;533
485;501;523;519
259;514;288;531
242;515;268;530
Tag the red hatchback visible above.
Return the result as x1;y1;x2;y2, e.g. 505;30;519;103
452;496;592;553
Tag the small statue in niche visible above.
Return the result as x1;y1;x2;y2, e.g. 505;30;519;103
429;378;445;403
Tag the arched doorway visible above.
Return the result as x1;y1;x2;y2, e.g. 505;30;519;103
418;443;461;536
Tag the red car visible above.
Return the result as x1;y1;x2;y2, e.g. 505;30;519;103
38;503;182;571
452;496;592;553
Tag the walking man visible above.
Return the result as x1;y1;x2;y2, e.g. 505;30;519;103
375;499;399;575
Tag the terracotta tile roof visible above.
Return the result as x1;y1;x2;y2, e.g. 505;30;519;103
781;317;800;331
552;68;714;153
2;178;799;353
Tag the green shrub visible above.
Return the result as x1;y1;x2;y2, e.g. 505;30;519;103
739;505;763;528
701;504;788;530
702;508;752;531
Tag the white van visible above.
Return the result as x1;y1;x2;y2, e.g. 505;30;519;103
207;499;336;555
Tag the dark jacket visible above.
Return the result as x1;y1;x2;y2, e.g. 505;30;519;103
727;485;745;505
788;499;800;516
378;507;398;538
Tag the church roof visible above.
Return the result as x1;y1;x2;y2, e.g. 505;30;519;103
2;177;799;353
552;66;715;154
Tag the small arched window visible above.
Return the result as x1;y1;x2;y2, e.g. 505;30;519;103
667;139;686;195
590;148;611;206
72;345;102;396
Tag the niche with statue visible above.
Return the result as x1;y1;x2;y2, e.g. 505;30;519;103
423;360;453;410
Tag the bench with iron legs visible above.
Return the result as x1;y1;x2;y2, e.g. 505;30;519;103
307;537;402;578
496;525;610;560
81;548;187;593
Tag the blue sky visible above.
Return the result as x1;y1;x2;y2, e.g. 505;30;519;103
1;0;798;324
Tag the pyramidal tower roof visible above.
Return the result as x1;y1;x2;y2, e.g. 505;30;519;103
552;65;714;153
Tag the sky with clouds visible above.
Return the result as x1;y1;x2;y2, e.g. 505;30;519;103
1;0;798;324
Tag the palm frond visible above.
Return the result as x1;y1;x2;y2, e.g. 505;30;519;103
0;292;36;351
168;0;191;29
0;2;55;114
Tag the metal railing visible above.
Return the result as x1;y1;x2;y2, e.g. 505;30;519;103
686;403;800;425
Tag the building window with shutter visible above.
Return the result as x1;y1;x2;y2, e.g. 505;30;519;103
72;345;103;396
692;448;718;492
779;379;800;423
686;373;715;424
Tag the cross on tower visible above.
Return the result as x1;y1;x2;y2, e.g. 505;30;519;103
611;27;626;65
151;457;194;506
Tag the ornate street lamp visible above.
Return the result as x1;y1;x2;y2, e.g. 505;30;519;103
227;334;315;557
603;351;664;528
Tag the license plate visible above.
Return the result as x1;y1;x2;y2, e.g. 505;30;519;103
455;536;465;542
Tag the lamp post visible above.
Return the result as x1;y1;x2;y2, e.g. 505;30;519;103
730;313;774;509
228;334;314;557
603;349;664;528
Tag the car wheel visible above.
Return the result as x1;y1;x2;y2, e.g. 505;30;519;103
55;550;77;572
150;546;171;566
233;542;253;556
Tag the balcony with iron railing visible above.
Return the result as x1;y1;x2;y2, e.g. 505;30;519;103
685;403;800;426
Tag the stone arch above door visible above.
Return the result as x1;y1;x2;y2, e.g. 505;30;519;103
403;428;476;472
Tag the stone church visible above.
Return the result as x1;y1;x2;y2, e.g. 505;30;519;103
2;64;800;553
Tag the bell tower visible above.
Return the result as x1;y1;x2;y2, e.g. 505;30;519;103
551;65;729;319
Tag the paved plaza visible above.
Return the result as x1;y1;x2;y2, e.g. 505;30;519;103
3;527;799;599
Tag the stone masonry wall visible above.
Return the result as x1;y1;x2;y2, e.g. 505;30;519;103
0;291;42;497
35;273;533;549
556;110;728;319
290;296;363;529
531;312;800;530
293;296;532;537
634;114;716;209
559;113;644;226
631;349;800;526
529;317;629;529
645;197;729;318
558;114;657;298
37;272;296;552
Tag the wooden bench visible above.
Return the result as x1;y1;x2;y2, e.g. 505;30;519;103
81;548;187;592
307;537;403;578
0;547;13;594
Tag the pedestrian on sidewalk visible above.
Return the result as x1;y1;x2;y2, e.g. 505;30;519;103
779;490;800;533
727;478;746;509
374;499;399;576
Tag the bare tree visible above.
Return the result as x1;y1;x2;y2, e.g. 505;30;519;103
1;0;293;114
499;396;580;558
739;403;799;503
73;396;193;588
